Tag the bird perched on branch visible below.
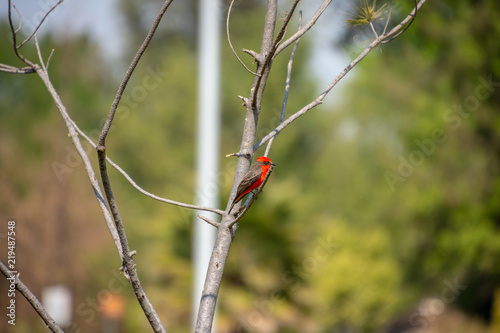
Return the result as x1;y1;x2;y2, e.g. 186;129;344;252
229;156;275;213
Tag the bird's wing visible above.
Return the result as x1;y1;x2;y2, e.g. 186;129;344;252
234;166;262;202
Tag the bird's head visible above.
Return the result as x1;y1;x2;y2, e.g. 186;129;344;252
256;156;275;166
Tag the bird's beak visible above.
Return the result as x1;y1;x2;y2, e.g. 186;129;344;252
271;163;276;166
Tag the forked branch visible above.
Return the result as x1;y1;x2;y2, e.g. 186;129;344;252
275;0;333;56
254;0;427;151
17;0;64;49
265;11;302;156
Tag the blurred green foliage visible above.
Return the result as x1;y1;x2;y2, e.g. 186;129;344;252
0;0;499;332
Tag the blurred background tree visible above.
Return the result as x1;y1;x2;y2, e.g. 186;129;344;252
0;0;498;332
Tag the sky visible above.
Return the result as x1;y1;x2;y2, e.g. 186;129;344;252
2;0;124;60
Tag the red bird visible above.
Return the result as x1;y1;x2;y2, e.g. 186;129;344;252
229;156;275;213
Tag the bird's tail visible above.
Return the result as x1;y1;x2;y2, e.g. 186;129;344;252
228;198;238;214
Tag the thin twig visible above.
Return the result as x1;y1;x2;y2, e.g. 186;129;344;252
381;0;419;44
198;215;220;228
65;117;224;216
255;0;427;151
226;0;259;76
0;63;35;74
10;1;22;33
98;0;174;147
32;41;123;260
249;0;301;109
369;21;379;39
271;0;300;55
107;157;225;215
382;0;394;36
46;49;55;69
7;1;31;65
247;0;279;110
0;262;65;333
34;36;47;72
265;11;302;156
17;0;64;49
255;42;374;150
274;0;333;56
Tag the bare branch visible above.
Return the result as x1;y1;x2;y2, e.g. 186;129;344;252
226;0;260;76
0;262;65;333
198;1;427;331
198;215;220;228
229;0;279;194
255;45;371;150
249;0;301;110
17;0;64;49
369;21;379;39
98;0;174;147
195;4;286;329
64;117;224;215
9;1;22;33
237;94;249;106
34;36;47;72
275;0;333;56
382;0;394;36
271;0;301;56
265;11;302;156
97;146;167;333
245;0;278;112
3;1;57;73
107;157;225;215
255;0;427;151
0;63;35;74
242;48;258;59
194;223;235;332
31;44;123;259
46;49;55;69
28;46;167;329
381;0;419;44
7;1;32;65
92;3;183;331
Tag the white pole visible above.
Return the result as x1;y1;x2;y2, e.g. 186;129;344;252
193;0;220;331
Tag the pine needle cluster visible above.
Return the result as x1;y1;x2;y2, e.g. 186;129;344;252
345;0;388;27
